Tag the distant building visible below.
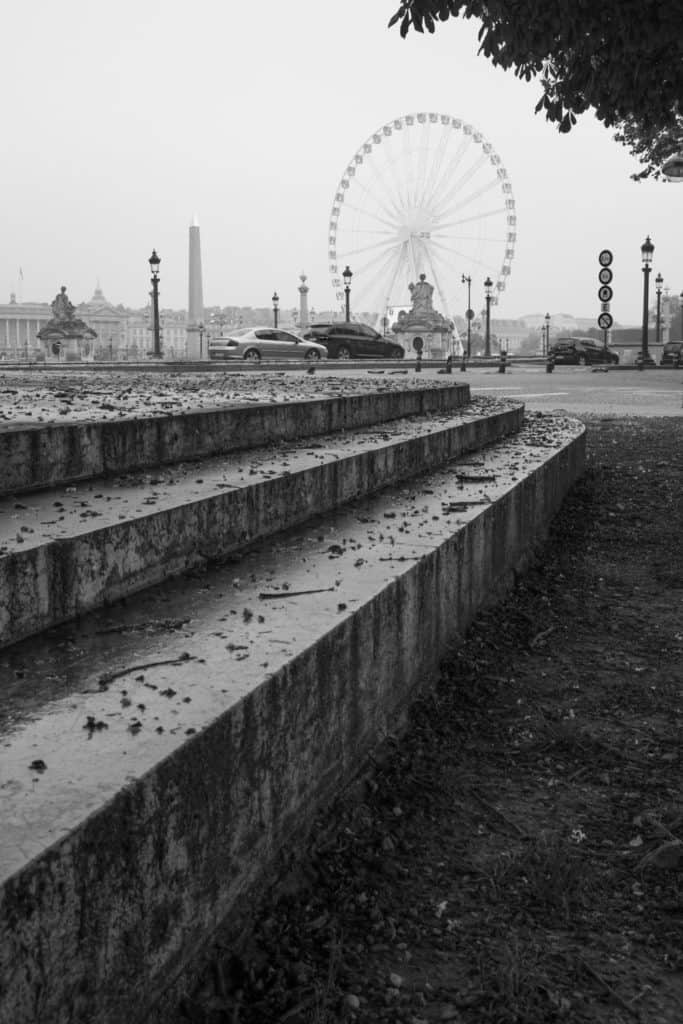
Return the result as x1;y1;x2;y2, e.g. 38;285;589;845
0;294;51;359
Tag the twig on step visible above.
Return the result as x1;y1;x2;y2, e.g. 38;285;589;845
258;587;336;600
96;653;195;689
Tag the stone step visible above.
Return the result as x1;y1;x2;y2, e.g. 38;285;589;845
0;398;522;650
0;412;585;1024
0;380;469;496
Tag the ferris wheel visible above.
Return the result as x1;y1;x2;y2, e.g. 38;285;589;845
328;113;516;322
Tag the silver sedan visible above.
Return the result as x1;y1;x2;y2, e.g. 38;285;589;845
208;327;327;362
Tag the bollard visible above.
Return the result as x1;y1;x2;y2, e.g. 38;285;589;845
546;355;555;374
498;351;507;374
415;351;422;372
445;355;453;374
460;355;467;372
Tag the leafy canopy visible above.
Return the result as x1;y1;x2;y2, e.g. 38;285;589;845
388;0;683;179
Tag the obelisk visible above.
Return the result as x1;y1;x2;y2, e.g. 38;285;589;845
298;272;310;332
186;215;205;359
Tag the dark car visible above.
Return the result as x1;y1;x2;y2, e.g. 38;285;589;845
549;337;619;366
304;322;405;360
660;341;683;367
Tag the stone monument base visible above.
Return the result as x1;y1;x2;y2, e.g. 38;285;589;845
392;327;455;360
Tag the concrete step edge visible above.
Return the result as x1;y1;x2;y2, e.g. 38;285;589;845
0;403;522;650
0;382;469;496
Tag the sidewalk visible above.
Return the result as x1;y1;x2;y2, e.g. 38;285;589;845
179;415;683;1024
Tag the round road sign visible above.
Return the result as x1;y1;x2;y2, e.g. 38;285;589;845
598;312;613;330
598;285;613;303
599;249;613;267
598;267;613;285
466;308;475;320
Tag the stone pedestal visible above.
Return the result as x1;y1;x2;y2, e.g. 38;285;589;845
37;287;97;362
390;274;454;359
392;326;454;359
298;273;310;333
185;329;202;361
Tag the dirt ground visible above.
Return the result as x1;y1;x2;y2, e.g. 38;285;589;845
181;415;683;1024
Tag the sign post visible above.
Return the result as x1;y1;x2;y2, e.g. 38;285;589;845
598;250;614;347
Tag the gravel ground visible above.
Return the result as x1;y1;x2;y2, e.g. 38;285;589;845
0;370;454;426
177;415;683;1024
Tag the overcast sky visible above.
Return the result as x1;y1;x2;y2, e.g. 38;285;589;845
1;0;680;326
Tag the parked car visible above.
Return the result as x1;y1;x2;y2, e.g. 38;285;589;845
660;341;683;367
208;328;327;362
549;337;619;366
303;322;405;360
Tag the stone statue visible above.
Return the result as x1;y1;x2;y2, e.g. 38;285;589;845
408;274;435;316
51;286;77;323
38;285;97;353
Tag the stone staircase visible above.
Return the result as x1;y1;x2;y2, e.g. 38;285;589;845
0;378;584;1024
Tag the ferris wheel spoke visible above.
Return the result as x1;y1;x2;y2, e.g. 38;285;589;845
352;243;407;311
427;237;500;275
419;126;451;211
352;173;406;228
435;177;501;222
348;239;404;282
340;200;399;233
435;206;508;231
402;126;419;210
377;137;412;212
423;136;472;211
413;123;431;207
381;242;410;309
336;236;404;260
431;154;491;219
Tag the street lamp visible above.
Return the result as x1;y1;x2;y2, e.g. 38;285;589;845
198;321;205;357
680;290;683;341
343;266;353;322
484;276;493;358
462;273;472;358
640;235;654;363
544;312;550;356
655;274;663;347
148;249;161;358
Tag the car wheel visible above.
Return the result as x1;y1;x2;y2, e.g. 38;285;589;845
305;350;321;361
393;347;405;359
337;346;351;360
578;355;587;366
243;348;261;362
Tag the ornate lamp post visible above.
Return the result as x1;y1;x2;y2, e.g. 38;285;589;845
461;273;472;358
149;249;161;358
343;266;353;322
680;290;683;341
544;312;551;356
640;236;654;363
655;274;663;346
484;276;493;358
272;291;279;329
198;321;205;357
